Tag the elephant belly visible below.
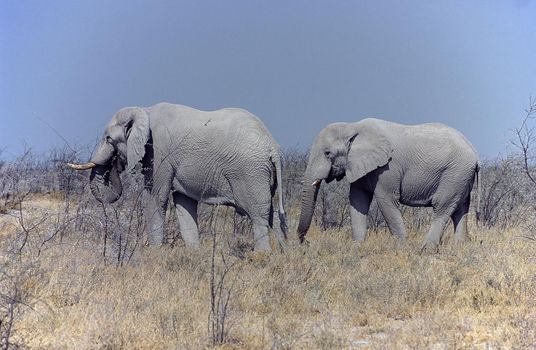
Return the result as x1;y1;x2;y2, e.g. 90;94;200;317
398;171;441;207
172;172;236;206
399;195;433;207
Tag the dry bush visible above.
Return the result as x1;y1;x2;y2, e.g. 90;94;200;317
282;147;308;210
479;156;535;229
0;147;87;214
0;252;38;349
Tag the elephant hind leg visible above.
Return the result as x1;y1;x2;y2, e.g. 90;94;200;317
243;202;273;252
421;201;459;253
172;192;200;247
376;195;407;240
421;213;451;253
251;216;271;252
268;202;287;251
422;177;469;252
451;195;471;243
248;201;287;252
233;178;274;252
234;200;272;251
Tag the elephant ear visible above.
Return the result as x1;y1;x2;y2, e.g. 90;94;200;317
346;122;393;183
125;108;150;171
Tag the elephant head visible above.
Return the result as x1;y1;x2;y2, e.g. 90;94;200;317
297;120;393;241
67;107;150;203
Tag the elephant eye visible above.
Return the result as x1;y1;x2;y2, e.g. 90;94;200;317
324;150;331;157
106;136;114;144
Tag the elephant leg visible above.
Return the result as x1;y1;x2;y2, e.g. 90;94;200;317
269;203;287;251
252;215;271;252
144;170;173;246
249;201;272;252
376;196;407;240
144;189;169;245
422;201;458;252
451;195;470;244
172;192;199;247
423;183;466;252
234;177;273;252
349;184;373;243
421;213;451;253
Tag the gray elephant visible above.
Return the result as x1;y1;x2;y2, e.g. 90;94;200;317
68;102;288;251
297;118;480;251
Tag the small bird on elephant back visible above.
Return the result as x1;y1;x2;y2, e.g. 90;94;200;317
297;118;480;253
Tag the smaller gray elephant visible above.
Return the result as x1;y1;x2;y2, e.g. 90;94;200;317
297;118;480;251
68;103;288;251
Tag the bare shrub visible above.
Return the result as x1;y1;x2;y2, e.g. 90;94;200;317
0;256;36;350
511;96;536;236
207;219;242;346
48;146;88;195
314;180;351;231
96;171;148;266
478;156;533;228
514;96;536;186
0;147;88;214
0;148;36;214
282;147;308;208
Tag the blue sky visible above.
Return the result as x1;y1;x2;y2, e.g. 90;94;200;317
1;1;535;159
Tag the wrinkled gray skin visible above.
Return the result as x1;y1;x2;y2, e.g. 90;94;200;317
297;118;479;251
74;103;288;251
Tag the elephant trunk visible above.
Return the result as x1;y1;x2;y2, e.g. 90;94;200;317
297;176;321;243
89;162;123;203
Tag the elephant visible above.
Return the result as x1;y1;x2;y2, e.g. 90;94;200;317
297;118;480;251
68;102;288;251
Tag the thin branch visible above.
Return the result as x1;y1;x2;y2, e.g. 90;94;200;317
35;115;76;153
514;96;536;185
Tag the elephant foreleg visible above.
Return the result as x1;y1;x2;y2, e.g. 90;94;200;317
144;190;168;245
144;171;172;246
349;184;373;243
172;192;200;247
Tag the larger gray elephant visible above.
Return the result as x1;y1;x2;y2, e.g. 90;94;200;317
68;102;288;251
297;118;479;251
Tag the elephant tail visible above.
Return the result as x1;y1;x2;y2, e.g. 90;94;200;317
475;162;481;224
271;149;288;238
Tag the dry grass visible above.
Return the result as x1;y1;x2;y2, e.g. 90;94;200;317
1;196;536;349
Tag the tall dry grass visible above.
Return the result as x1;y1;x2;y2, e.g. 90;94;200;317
1;195;535;349
1;147;535;348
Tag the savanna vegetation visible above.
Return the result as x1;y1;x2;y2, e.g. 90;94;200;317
1;100;535;348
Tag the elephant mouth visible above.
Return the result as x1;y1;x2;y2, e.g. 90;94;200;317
326;167;345;183
114;154;126;173
97;154;125;173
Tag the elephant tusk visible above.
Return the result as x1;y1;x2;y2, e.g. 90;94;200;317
311;179;321;187
66;162;97;170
